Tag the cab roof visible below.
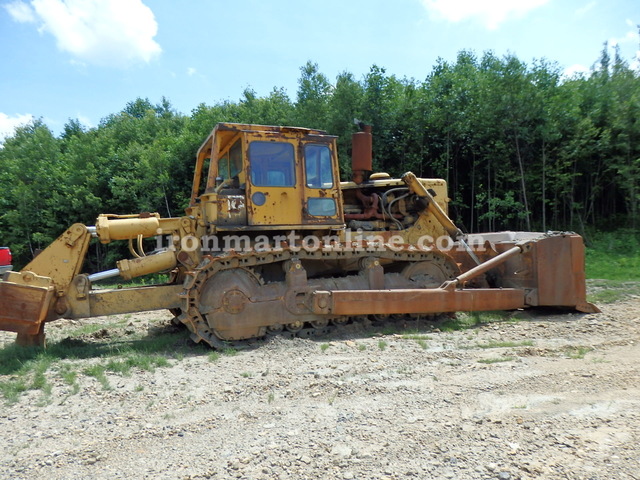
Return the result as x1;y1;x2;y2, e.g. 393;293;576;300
197;123;333;156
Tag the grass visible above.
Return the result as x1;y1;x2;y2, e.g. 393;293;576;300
586;279;640;304
59;364;80;395
439;311;514;332
585;230;640;281
0;378;28;405
68;322;121;337
221;347;238;357
83;364;111;390
0;318;191;404
320;343;330;353
369;312;515;341
0;349;57;404
565;346;593;359
475;340;534;349
93;273;170;290
105;354;170;376
378;340;387;351
397;366;414;375
401;331;432;341
379;326;400;336
478;356;515;364
207;346;239;363
584;230;640;303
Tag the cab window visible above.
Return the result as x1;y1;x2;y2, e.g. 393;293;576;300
229;139;242;178
249;141;295;187
308;197;337;216
304;144;333;189
218;154;230;179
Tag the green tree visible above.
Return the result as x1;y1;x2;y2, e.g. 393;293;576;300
326;71;364;176
0;120;63;263
294;61;331;129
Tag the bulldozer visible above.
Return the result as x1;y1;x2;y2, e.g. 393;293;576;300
0;123;599;348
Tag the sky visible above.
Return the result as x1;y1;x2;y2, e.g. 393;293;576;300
1;0;639;142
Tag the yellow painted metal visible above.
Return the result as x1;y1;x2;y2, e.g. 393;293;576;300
402;172;463;240
19;223;91;290
96;214;160;243
96;214;186;242
94;214;201;268
245;134;304;226
117;250;178;280
300;139;344;226
66;284;183;318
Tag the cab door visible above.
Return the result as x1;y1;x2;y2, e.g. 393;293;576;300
246;138;303;226
301;141;344;226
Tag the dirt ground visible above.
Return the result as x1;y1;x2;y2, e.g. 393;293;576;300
0;295;639;480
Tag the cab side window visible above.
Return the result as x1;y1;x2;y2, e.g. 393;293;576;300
218;154;230;179
304;144;333;189
229;139;242;179
249;141;296;187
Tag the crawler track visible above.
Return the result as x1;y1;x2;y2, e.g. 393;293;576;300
177;244;458;349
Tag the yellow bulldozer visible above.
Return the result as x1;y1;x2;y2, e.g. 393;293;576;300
0;123;598;348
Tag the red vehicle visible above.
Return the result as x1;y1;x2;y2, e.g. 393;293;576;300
0;247;12;275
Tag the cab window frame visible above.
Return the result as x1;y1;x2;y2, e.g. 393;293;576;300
304;143;334;189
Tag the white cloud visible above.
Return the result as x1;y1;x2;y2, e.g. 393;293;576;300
5;0;161;68
421;0;550;30
0;113;34;144
187;67;197;76
4;0;36;22
563;64;589;78
609;23;639;48
575;1;596;17
76;114;93;129
608;21;640;70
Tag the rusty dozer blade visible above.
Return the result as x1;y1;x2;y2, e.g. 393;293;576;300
447;231;600;313
0;271;56;345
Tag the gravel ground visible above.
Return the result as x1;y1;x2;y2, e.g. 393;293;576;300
0;297;638;480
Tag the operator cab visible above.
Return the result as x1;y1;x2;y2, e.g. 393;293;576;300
189;123;344;231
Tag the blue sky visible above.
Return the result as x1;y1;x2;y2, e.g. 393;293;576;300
1;0;638;141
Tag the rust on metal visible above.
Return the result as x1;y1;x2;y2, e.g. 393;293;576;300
312;288;526;316
442;244;525;290
0;280;55;335
447;232;598;313
351;124;372;183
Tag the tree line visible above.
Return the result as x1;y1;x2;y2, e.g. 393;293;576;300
1;46;638;269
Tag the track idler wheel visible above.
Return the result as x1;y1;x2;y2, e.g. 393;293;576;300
285;321;304;332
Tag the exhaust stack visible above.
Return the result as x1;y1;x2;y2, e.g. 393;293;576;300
352;123;372;184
